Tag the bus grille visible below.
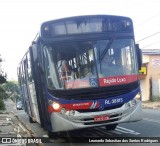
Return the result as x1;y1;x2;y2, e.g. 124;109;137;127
69;112;129;126
77;104;123;113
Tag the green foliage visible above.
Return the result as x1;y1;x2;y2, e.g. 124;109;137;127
0;99;5;110
0;86;5;92
0;87;9;100
0;54;6;110
2;81;21;101
0;85;8;110
0;75;6;84
151;96;160;102
0;55;7;84
2;81;19;93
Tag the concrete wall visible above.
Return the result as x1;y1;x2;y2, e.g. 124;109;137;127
141;54;160;101
149;56;160;79
140;78;150;101
152;79;160;100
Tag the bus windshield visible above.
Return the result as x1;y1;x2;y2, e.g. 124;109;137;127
43;38;138;90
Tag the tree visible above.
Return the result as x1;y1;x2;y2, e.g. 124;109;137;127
0;85;8;99
0;85;6;110
0;54;7;110
0;55;6;84
2;81;21;102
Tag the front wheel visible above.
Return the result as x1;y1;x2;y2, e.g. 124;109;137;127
105;124;118;130
48;131;59;139
29;116;34;123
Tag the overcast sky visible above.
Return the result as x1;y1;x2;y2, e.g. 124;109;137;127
0;0;160;80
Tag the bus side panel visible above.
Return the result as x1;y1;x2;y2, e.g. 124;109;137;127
25;52;41;123
30;44;51;130
28;82;40;123
21;84;32;116
18;59;33;120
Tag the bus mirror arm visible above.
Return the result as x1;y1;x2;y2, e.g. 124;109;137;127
136;44;142;70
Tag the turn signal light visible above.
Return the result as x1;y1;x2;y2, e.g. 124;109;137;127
135;93;141;100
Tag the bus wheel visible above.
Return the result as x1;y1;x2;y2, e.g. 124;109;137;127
105;124;118;130
48;131;59;139
29;116;34;123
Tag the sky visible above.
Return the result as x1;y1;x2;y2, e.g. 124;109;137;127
0;0;160;80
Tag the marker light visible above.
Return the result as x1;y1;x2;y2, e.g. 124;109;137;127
49;100;53;104
52;102;60;110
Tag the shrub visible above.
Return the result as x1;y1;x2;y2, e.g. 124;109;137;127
0;99;5;110
151;96;160;102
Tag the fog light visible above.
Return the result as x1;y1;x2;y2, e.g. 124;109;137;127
69;110;75;116
61;108;66;114
52;102;60;110
131;99;136;106
125;102;131;108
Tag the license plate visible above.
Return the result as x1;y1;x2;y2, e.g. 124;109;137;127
94;115;110;122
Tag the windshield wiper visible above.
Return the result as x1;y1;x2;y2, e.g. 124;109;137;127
100;38;114;61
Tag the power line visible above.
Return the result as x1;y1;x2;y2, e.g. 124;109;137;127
135;12;160;28
135;12;160;43
136;32;160;43
141;40;160;49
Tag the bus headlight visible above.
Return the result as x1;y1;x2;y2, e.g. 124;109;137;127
125;93;141;109
52;102;60;110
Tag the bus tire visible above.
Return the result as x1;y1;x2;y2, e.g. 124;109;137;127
48;131;59;139
29;116;34;123
105;124;118;130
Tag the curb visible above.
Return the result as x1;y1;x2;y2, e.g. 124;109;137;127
11;112;45;146
142;105;160;109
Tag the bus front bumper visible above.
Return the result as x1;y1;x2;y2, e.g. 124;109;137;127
50;100;142;132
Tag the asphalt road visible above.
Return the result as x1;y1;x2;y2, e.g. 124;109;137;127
16;108;160;146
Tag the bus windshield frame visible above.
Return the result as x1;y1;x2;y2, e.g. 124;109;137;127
43;38;138;90
40;15;138;92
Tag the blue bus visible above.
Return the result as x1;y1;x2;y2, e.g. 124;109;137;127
17;15;142;137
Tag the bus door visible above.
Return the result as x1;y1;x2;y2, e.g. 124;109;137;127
23;55;35;121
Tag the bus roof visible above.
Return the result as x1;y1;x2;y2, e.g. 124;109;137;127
40;15;133;38
41;15;132;24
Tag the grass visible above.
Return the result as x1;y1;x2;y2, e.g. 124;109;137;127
151;96;160;102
